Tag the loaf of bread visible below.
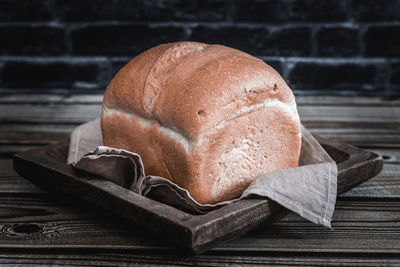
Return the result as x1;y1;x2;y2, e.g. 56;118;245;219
101;42;301;204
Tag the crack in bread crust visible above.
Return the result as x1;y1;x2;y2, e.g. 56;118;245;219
142;42;208;117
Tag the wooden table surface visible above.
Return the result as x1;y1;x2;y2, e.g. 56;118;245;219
1;95;399;266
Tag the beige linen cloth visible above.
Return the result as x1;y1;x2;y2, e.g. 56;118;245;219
67;118;337;228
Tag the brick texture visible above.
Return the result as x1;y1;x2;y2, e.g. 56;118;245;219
350;0;400;22
0;26;66;55
51;0;115;21
316;27;359;56
114;0;226;21
190;26;269;55
233;0;291;23
1;61;104;90
365;26;400;57
70;25;186;56
0;0;53;21
288;61;386;93
0;0;399;96
290;0;348;22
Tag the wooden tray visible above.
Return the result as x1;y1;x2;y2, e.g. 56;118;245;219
13;136;383;254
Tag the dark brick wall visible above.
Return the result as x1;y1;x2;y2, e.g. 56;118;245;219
0;0;399;96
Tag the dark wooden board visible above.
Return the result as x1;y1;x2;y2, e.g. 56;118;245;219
0;250;400;266
1;197;400;254
12;137;383;254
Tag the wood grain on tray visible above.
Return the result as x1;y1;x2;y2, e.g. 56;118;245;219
12;135;383;254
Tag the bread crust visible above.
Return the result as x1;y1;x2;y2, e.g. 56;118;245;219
101;42;301;204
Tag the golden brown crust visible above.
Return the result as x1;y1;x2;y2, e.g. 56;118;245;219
103;43;173;118
101;42;302;204
154;44;295;141
142;42;208;115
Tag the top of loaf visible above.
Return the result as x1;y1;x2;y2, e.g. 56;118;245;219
102;42;297;147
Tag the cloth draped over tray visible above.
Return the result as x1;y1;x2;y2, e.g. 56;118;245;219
67;118;337;228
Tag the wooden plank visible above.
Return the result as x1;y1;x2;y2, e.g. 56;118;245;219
0;196;399;254
306;128;400;147
0;145;48;157
216;201;400;254
0;95;398;150
0;131;69;143
0;194;174;250
343;163;400;198
0;160;44;193
300;106;400;123
0;94;103;104
295;95;400;106
364;148;400;163
0;252;399;266
0;95;398;152
0;104;102;124
0;131;69;156
0;159;17;177
0;129;71;156
0;95;398;125
1;94;399;106
1;103;398;125
0;175;43;193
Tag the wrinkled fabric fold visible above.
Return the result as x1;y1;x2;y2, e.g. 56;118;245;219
68;118;337;228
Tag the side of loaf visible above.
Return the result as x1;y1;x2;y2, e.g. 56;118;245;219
101;41;301;204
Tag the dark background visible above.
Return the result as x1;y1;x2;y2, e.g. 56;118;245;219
0;0;399;97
